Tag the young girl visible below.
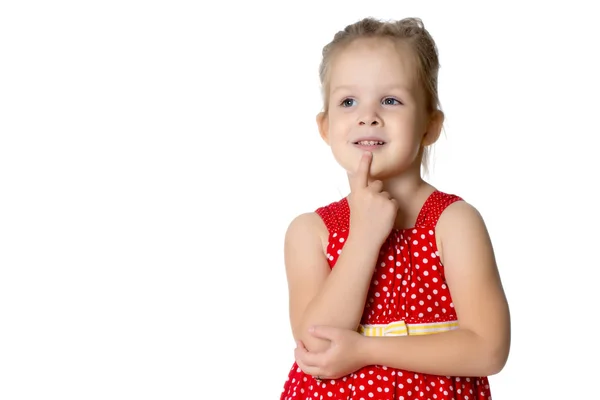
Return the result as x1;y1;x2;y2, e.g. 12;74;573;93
280;17;510;400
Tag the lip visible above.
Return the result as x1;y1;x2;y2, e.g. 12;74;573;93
352;136;386;150
353;136;386;143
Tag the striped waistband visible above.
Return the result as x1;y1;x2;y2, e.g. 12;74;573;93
358;320;458;337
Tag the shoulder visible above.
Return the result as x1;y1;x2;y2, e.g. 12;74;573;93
285;197;347;255
286;211;327;237
437;199;487;233
435;198;493;263
285;211;330;256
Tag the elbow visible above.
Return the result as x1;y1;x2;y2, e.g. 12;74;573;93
469;327;510;376
294;320;331;354
482;340;510;376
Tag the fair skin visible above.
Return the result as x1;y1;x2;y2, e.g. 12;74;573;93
285;37;510;378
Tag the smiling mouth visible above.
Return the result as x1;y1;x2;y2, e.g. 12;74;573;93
354;140;385;145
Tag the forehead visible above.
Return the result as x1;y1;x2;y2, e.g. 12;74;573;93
329;37;418;93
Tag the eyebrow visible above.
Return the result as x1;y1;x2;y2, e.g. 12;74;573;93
331;84;412;95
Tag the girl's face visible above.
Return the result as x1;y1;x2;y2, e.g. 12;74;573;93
317;37;441;181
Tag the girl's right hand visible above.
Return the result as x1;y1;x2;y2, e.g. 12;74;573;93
347;151;398;248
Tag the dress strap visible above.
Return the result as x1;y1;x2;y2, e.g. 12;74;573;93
315;197;350;233
414;191;463;228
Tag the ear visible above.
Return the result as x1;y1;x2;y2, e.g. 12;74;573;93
422;110;444;146
316;112;330;145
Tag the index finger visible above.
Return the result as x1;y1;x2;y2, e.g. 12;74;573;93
350;151;372;191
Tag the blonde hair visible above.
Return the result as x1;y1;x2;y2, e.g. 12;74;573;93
318;17;442;174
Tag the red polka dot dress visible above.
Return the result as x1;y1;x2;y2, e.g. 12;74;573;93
280;191;492;400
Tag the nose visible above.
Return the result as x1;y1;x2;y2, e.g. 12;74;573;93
359;118;381;126
358;108;382;126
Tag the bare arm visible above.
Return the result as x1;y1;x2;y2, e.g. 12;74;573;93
361;201;511;376
285;212;379;353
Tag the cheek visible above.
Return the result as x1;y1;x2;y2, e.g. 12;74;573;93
327;122;350;141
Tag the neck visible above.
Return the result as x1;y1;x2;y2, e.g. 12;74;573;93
372;160;431;202
350;162;436;230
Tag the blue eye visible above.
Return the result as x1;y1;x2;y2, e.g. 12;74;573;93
340;98;356;107
383;97;401;105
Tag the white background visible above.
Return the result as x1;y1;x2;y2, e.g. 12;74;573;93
1;1;599;399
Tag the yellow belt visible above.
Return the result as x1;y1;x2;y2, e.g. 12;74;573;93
358;320;459;337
